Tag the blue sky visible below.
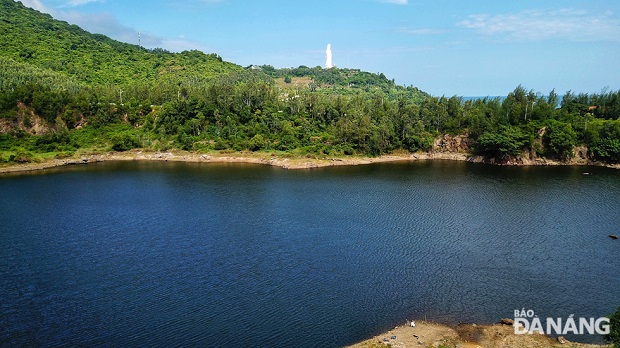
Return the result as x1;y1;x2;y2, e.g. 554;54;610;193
17;0;620;96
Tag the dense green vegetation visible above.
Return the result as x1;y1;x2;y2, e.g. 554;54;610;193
260;64;427;100
1;0;619;165
607;306;620;348
0;0;240;85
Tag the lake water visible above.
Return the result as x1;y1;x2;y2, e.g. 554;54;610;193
1;161;619;347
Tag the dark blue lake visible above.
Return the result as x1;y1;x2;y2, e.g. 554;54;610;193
1;160;619;347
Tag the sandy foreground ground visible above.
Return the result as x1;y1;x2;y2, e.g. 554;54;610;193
0;150;470;174
346;321;610;348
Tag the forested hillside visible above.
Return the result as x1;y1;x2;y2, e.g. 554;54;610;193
1;0;619;165
0;0;240;85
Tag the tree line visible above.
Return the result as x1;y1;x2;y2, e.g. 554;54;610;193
1;59;619;164
0;0;619;164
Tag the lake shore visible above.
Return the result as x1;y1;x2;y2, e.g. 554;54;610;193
347;320;610;348
1;150;619;175
0;150;466;174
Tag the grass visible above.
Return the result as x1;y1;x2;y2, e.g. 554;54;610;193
274;76;314;89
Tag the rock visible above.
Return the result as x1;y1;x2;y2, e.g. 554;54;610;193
500;318;514;326
573;146;588;161
466;155;486;164
433;134;471;153
558;336;567;344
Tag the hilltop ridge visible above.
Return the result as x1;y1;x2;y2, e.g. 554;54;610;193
1;0;422;97
1;0;619;169
0;0;240;85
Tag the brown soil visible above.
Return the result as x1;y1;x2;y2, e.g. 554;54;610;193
0;150;471;174
1;150;619;175
347;321;609;348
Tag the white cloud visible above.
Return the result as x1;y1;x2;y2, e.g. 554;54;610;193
381;0;408;4
60;11;162;46
59;11;208;51
22;0;103;9
397;27;446;35
18;0;52;13
65;0;102;6
458;8;620;42
162;38;209;52
14;0;207;52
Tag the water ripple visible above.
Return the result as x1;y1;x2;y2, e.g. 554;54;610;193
0;161;619;347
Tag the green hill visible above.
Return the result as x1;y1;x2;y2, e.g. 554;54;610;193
0;0;429;104
0;56;84;92
1;0;618;166
1;0;425;98
263;65;428;102
0;0;241;85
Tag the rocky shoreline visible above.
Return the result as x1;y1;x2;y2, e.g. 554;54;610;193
347;320;610;348
0;149;618;175
0;150;467;174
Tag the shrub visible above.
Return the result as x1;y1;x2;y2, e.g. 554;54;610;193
475;125;531;159
544;120;577;160
214;139;229;150
111;132;139;152
12;150;34;163
248;134;266;151
591;138;620;163
606;306;620;348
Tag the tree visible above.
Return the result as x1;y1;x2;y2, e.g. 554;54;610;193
4;0;620;163
111;132;139;151
248;134;266;151
547;88;559;108
544;120;577;160
589;120;620;163
31;88;68;123
592;138;620;163
606;306;620;348
475;125;530;159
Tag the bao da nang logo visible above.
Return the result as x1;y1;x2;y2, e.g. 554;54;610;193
513;309;610;335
